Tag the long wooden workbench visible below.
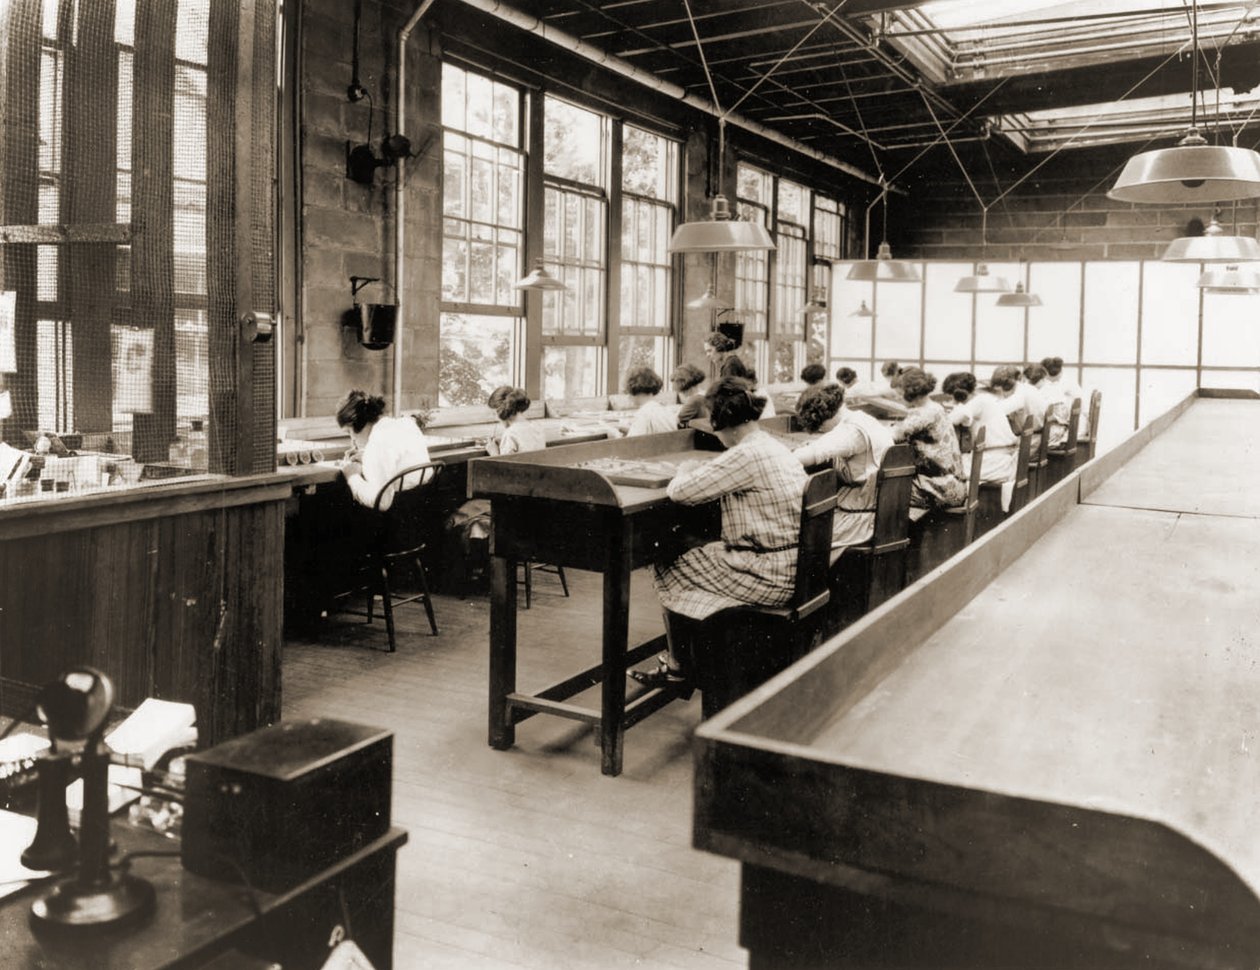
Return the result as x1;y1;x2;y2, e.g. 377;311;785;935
695;390;1260;968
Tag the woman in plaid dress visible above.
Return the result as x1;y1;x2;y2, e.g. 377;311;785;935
633;378;807;688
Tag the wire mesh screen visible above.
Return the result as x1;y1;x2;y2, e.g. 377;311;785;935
0;0;275;498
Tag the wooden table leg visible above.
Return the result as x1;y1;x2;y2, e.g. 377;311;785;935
488;554;517;750
600;525;631;776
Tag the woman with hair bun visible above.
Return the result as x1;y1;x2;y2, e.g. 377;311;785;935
486;387;545;456
625;367;679;437
793;382;894;554
720;354;777;417
632;377;807;688
671;363;707;428
942;370;1018;489
335;389;431;510
889;368;966;510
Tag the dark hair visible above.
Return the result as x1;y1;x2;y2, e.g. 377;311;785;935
942;372;977;404
898;367;937;402
800;363;827;385
671;363;705;393
881;360;902;379
626;366;664;397
796;383;845;433
705;332;736;354
706;377;766;431
487;385;513;412
336;389;387;432
1023;363;1048;384
720;355;756;384
1040;356;1064;377
495;387;531;422
835;366;857;386
990;365;1020;393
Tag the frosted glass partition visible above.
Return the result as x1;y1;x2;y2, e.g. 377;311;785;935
1082;262;1139;364
874;272;924;362
820;257;1258;453
1139;368;1196;426
922;262;974;361
830;263;874;362
1140;262;1200;365
1027;262;1082;364
1081;367;1137;452
974;262;1025;364
1201;291;1260;369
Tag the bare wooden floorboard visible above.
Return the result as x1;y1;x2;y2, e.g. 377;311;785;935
284;568;745;970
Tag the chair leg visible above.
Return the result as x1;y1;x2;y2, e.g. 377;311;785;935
524;561;533;610
415;555;439;636
379;563;397;653
556;565;569;598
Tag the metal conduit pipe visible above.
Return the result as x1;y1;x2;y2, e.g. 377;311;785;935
393;0;439;414
457;0;882;189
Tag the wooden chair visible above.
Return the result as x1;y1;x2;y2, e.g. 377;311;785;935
334;461;443;651
518;560;569;609
686;468;839;719
1027;405;1054;500
975;415;1033;538
1074;390;1102;468
907;427;985;583
1045;397;1082;489
826;444;915;632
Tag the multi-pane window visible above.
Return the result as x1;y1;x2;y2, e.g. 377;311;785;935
771;178;810;382
440;63;525;406
810;196;844;362
618;125;677;394
541;96;609;400
736;163;773;378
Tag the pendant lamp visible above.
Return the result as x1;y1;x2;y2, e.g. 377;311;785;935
1109;3;1260;204
955;263;1012;294
847;241;921;282
1163;214;1260;263
798;296;828;316
995;282;1042;307
514;258;566;291
849;300;875;318
686;284;732;311
1197;264;1260;293
668;113;775;254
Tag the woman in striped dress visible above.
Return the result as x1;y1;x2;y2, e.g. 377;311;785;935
632;377;806;687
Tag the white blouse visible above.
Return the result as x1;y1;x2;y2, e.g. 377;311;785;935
345;416;432;510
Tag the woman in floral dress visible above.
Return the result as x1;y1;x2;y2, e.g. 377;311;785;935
890;367;967;510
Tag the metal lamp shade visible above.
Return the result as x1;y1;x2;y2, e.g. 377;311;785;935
798;298;828;316
846;241;921;282
955;263;1012;294
849;300;875;318
1163;218;1260;263
1109;137;1260;205
514;260;567;291
1197;265;1260;294
686;284;731;311
995;283;1042;307
668;194;776;253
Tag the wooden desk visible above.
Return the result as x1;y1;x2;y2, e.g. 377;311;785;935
695;392;1260;968
469;429;723;776
0;823;407;969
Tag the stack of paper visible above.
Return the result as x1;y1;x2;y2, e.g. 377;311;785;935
0;810;49;900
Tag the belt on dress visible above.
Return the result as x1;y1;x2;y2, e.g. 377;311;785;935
724;541;799;553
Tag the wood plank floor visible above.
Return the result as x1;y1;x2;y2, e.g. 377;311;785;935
283;567;745;970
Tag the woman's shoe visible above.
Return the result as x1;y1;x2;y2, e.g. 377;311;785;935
629;657;694;698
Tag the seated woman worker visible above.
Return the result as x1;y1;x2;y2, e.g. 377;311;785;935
792;382;894;558
889;368;967;511
631;377;807;688
336;389;432;510
671;363;707;428
486;387;546;456
720;354;776;418
942;371;1019;485
625;367;680;436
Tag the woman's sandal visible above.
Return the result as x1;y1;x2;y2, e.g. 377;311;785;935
629;656;694;698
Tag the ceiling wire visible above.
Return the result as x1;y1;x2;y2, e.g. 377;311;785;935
724;0;851;117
